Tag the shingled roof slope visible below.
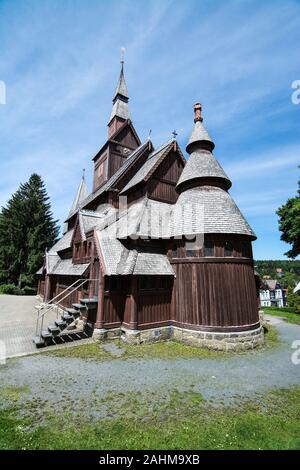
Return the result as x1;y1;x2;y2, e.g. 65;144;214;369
50;259;89;276
186;120;214;152
120;139;177;194
176;150;231;190
174;186;256;238
50;229;74;253
96;228;174;276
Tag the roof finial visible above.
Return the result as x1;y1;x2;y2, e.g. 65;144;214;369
148;129;152;140
194;102;203;123
120;47;126;66
172;130;178;139
82;168;85;179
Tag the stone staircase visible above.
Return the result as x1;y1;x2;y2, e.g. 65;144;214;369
33;297;98;348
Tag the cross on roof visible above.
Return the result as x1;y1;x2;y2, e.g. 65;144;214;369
172;130;178;139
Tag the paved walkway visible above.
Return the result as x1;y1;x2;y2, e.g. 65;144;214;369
0;295;57;358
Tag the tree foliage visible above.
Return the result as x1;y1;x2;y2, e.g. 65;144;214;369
0;174;59;286
277;170;300;259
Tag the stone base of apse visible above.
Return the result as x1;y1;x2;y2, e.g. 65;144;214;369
92;324;264;352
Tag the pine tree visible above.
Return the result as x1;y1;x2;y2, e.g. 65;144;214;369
277;169;300;259
0;174;59;287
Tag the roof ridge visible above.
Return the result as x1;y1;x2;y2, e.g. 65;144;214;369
148;138;174;159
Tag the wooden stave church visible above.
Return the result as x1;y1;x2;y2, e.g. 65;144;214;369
37;62;263;350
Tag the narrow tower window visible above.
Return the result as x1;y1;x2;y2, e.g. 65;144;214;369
240;242;248;257
224;241;233;257
204;240;214;257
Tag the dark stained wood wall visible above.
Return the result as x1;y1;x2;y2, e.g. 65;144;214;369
171;259;259;331
103;293;125;327
137;291;171;328
148;150;184;203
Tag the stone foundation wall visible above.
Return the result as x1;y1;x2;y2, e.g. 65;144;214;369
93;324;264;352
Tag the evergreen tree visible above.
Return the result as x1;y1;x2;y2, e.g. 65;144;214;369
0;174;59;286
277;169;300;259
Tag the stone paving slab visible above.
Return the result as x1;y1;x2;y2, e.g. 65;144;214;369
0;295;65;358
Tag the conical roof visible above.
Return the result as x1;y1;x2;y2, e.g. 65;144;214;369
186;103;215;153
186;120;214;153
176;149;232;191
175;186;256;239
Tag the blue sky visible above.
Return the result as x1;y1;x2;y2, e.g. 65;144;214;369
0;0;299;259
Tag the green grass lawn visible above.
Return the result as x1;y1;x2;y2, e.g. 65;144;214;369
0;384;299;450
263;308;300;325
48;339;229;361
0;325;291;450
47;323;278;361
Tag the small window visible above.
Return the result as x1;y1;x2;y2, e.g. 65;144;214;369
224;241;233;257
204;240;214;257
172;245;178;258
185;239;197;257
240;242;248;257
97;162;104;177
87;241;92;256
75;243;80;257
186;249;194;258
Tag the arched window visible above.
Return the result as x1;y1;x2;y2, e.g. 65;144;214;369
204;240;214;256
224;241;233;257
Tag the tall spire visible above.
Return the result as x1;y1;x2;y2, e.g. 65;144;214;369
108;49;130;125
68;170;88;217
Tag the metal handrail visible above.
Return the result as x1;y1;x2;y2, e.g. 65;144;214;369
37;277;84;310
36;278;99;338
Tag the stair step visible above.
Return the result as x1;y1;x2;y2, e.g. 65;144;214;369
80;297;98;306
41;330;54;346
41;330;52;339
72;303;83;310
62;313;74;323
55;319;67;329
48;325;60;336
33;336;46;348
66;308;80;316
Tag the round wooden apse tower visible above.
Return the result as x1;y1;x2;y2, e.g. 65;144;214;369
169;103;263;351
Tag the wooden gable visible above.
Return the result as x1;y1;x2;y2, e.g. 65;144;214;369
93;120;141;191
147;145;185;204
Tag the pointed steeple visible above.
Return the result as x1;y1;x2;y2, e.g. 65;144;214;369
186;103;215;153
176;103;231;193
112;61;129;101
68;170;88;217
108;52;130;126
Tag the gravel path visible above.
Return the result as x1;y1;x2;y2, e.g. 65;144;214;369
1;316;300;419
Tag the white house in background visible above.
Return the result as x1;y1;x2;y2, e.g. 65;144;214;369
260;280;287;308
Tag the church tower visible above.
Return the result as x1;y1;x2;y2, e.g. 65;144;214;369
92;58;141;192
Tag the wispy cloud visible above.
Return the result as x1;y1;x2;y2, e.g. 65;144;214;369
0;0;299;259
226;144;300;180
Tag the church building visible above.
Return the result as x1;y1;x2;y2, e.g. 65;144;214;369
36;60;263;351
